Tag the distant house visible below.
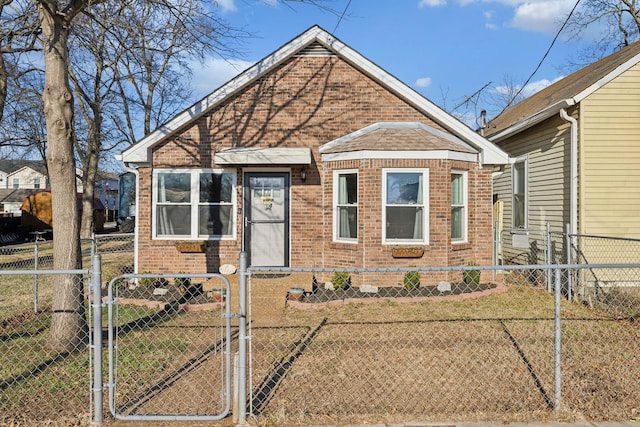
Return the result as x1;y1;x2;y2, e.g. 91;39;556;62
487;39;640;265
119;26;508;277
0;159;119;220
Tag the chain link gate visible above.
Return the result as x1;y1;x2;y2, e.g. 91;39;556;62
104;272;233;422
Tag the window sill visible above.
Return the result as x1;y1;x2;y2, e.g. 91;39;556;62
452;242;472;251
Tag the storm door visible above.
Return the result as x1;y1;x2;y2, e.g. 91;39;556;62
243;172;290;267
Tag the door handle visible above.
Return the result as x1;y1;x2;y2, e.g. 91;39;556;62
245;217;250;227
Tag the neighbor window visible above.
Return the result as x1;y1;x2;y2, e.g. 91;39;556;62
154;169;236;239
383;169;429;244
451;171;467;242
12;178;19;189
33;177;41;189
512;158;527;229
333;170;358;242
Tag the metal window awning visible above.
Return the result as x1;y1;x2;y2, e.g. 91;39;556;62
214;147;312;165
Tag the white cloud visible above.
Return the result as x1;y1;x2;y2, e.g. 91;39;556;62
455;0;575;35
190;58;255;99
418;0;447;7
509;0;571;33
493;75;564;98
415;77;433;88
214;0;237;12
484;10;497;30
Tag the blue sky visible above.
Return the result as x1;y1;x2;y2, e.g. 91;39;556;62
190;0;595;127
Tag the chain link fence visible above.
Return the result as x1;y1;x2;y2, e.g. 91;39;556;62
0;270;91;426
0;233;134;426
104;272;233;421
2;231;639;425
247;264;640;425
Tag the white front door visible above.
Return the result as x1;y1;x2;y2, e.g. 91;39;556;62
243;172;290;267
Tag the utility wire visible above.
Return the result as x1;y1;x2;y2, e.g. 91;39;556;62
501;0;583;112
333;0;352;34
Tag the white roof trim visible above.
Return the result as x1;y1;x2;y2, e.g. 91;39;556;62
214;147;311;165
573;54;640;102
121;25;508;166
488;99;575;143
321;150;477;163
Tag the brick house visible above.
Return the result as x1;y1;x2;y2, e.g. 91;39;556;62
119;26;508;275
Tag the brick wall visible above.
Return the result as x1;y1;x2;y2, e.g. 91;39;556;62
135;55;493;274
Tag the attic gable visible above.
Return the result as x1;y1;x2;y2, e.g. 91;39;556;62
120;25;507;166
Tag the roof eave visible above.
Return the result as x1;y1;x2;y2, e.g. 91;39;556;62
488;99;575;143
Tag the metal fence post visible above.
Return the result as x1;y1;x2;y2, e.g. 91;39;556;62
554;267;562;412
91;253;103;424
33;241;39;313
565;223;573;301
237;252;248;425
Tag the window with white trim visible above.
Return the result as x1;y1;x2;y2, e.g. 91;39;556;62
512;158;527;229
12;178;19;189
33;177;41;189
451;171;467;242
383;169;429;244
333;170;358;242
153;169;236;239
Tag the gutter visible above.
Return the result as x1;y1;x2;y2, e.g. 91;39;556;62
559;108;578;236
489;99;575;143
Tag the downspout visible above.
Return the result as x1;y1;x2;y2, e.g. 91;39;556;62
559;108;578;236
125;166;140;274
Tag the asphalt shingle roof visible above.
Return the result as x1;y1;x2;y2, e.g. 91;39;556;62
485;39;640;138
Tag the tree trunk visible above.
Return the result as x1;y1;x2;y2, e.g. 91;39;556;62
80;134;100;238
39;3;88;353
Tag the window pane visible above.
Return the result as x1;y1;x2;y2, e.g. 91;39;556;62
157;173;190;203
386;206;423;239
157;205;191;236
200;173;233;203
514;162;525;194
338;173;357;204
451;174;463;205
451;206;462;240
514;194;525;228
513;161;525;228
387;173;421;204
199;205;233;236
338;206;357;239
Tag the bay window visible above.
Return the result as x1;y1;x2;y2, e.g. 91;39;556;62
383;169;429;244
154;169;236;239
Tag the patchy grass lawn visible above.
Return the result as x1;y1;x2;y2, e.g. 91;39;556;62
1;265;639;426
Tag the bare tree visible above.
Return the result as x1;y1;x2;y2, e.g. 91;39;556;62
566;0;640;60
6;0;333;352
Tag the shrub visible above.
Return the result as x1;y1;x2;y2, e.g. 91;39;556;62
463;262;481;287
403;269;421;291
174;274;191;292
331;271;350;291
138;272;166;288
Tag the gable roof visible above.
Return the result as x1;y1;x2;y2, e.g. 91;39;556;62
486;39;640;141
120;25;508;166
0;159;47;176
